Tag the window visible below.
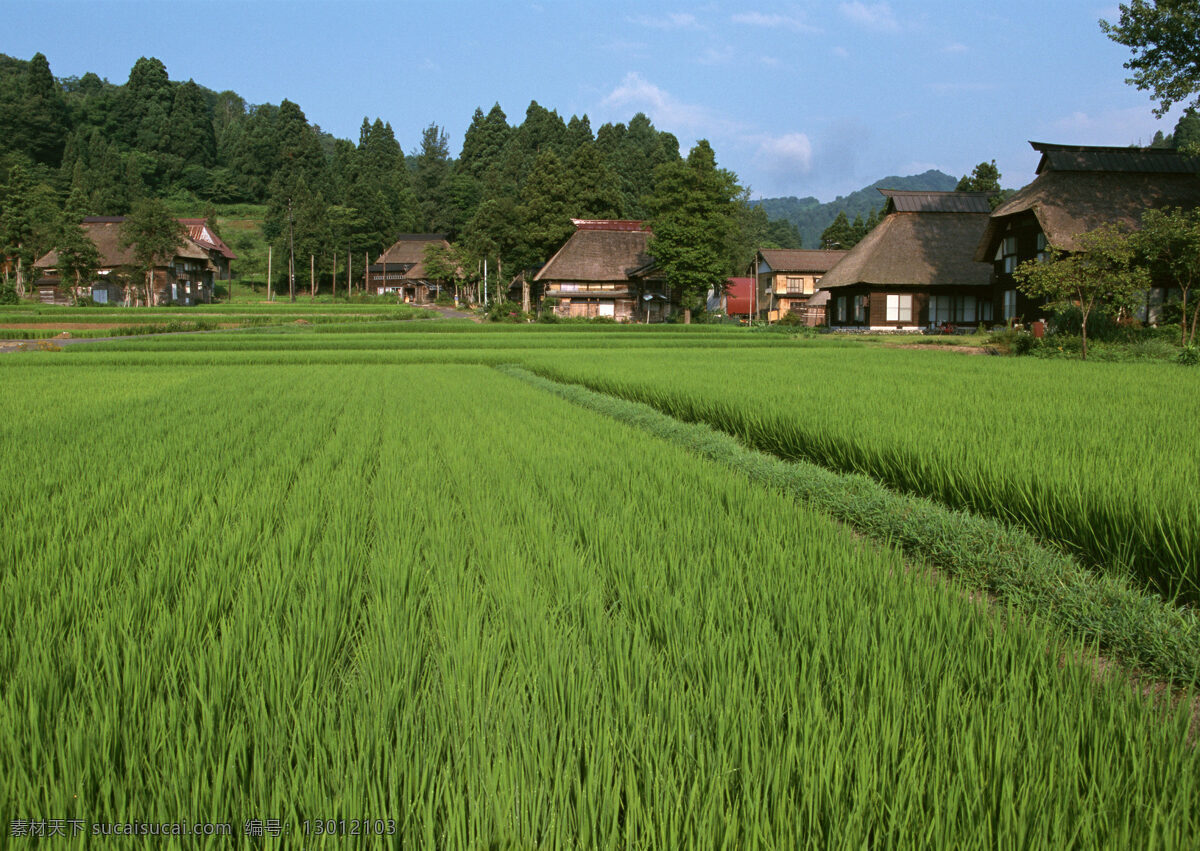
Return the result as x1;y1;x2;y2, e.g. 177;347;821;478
978;299;993;321
1003;289;1017;320
885;294;912;323
1036;233;1049;263
853;294;866;322
91;286;108;305
1001;235;1018;274
836;296;847;323
786;276;803;294
930;295;977;325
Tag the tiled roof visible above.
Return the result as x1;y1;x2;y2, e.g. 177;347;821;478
1030;142;1200;175
758;249;847;272
882;189;991;213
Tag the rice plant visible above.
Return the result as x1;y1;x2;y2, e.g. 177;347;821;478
1;362;1197;848
517;346;1200;604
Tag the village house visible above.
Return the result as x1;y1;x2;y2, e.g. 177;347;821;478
820;190;993;331
755;249;847;325
975;142;1200;323
179;218;236;282
33;216;236;305
366;234;452;303
534;220;673;321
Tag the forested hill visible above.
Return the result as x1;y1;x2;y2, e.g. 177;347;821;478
0;51;719;279
755;170;959;248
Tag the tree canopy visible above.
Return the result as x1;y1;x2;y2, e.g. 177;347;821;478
0;51;801;306
1101;1;1200;117
646;140;743;321
1014;224;1148;359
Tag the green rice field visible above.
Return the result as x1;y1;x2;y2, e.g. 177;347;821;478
1;322;1198;848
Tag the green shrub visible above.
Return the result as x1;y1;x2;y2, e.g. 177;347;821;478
986;327;1036;355
1050;306;1122;342
0;281;18;305
486;300;527;323
1179;345;1200;366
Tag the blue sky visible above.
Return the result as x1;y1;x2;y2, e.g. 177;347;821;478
2;1;1187;201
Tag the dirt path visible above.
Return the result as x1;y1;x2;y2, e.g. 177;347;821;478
426;304;484;323
883;342;991;355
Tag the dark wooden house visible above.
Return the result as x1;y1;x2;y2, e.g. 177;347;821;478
366;234;452;303
819;190;993;330
975;143;1200;323
534;220;673;321
755;249;847;324
179;219;237;281
33;217;224;305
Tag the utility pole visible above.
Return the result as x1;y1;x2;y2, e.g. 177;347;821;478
310;254;315;299
332;251;337;302
287;198;296;303
267;245;273;302
347;247;352;297
364;251;369;295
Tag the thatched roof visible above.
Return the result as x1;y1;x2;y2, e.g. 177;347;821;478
533;221;654;282
758;248;847;272
975;143;1200;259
819;191;991;289
35;219;212;270
375;234;451;281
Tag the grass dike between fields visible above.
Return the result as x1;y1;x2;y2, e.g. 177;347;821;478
498;364;1200;706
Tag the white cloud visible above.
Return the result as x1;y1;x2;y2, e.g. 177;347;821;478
628;12;702;30
731;11;819;33
600;72;745;136
839;2;900;32
754;133;815;178
943;42;968;53
831;46;850;59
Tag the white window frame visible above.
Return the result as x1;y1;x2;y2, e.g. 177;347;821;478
1003;289;1017;320
886;294;912;323
836;296;847;323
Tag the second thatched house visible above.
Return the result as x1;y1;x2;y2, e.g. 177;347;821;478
366;234;452;303
819;190;993;330
534;220;672;321
975;142;1200;323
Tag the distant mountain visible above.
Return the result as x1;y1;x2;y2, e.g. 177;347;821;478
755;170;958;248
